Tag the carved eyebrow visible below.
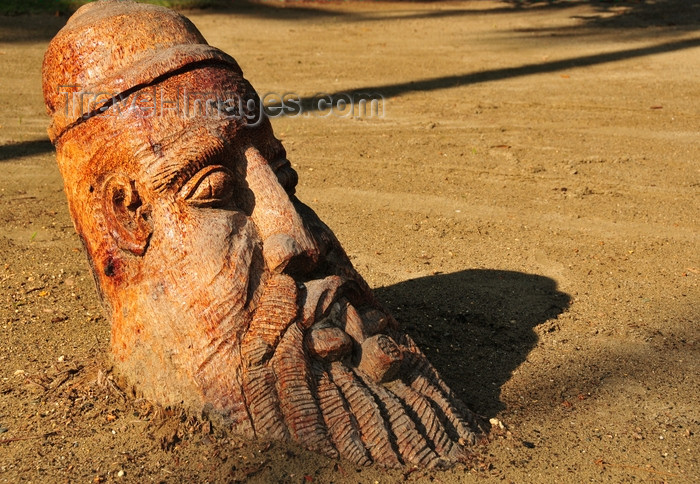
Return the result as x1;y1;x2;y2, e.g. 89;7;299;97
149;138;226;194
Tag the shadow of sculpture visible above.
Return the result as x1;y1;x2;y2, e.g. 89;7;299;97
374;269;571;418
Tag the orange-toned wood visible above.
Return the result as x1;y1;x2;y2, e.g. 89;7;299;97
42;0;481;467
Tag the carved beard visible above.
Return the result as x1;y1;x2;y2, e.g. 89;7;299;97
110;175;408;444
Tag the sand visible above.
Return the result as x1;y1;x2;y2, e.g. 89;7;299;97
0;1;698;482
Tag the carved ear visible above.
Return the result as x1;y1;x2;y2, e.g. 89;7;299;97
102;174;152;256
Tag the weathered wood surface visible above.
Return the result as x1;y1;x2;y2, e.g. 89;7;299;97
42;0;482;467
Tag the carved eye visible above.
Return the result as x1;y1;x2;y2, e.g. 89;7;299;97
180;165;234;207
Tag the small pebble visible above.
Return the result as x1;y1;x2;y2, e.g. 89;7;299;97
117;470;125;477
57;355;65;362
489;417;506;430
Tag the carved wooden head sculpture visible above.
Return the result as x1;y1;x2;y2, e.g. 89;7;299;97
42;0;480;468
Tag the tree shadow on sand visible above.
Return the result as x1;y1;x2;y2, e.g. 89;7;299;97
271;36;700;117
374;269;571;418
0;139;53;162
502;0;700;30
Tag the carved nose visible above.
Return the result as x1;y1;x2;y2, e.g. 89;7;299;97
244;146;319;274
263;232;318;274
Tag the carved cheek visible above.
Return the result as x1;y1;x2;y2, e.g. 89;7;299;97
139;204;261;340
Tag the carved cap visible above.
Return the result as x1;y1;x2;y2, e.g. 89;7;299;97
42;0;243;142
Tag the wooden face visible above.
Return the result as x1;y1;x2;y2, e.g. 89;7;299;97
49;22;480;466
118;103;360;361
74;67;388;419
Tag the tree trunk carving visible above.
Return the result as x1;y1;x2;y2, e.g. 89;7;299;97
42;0;483;468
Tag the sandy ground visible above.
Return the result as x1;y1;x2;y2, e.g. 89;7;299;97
0;1;698;482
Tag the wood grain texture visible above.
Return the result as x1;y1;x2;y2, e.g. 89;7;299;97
42;0;483;467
